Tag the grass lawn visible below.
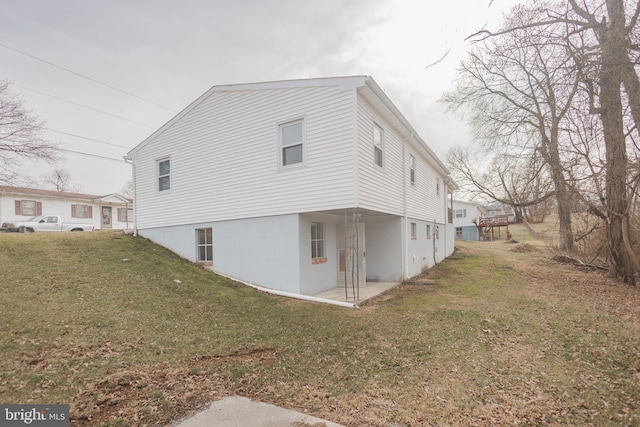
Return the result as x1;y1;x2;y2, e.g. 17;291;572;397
0;231;638;426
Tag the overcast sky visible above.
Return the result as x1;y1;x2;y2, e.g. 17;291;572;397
1;0;519;195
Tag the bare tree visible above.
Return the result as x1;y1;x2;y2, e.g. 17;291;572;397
565;0;640;284
45;168;75;192
447;145;555;223
442;6;580;250
448;0;640;284
0;81;58;184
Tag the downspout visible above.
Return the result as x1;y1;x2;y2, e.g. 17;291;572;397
123;156;137;236
401;132;414;280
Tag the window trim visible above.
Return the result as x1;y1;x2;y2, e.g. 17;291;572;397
71;204;92;219
278;118;306;169
311;222;326;264
196;227;213;263
426;224;431;239
410;222;417;240
117;207;134;222
15;199;40;216
373;123;384;168
157;157;171;193
409;155;415;185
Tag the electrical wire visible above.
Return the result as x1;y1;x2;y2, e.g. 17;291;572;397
12;82;157;129
0;42;176;112
58;148;125;163
46;129;132;149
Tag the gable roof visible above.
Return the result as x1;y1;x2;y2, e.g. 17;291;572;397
0;186;131;204
125;76;452;177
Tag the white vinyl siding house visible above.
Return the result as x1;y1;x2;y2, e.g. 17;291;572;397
126;76;456;296
0;186;133;230
452;200;486;241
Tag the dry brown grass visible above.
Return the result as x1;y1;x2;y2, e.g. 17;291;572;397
1;233;639;426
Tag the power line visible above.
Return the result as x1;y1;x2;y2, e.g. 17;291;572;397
46;129;132;149
12;82;156;128
58;148;126;163
0;42;176;112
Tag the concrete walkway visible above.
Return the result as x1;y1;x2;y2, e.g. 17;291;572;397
172;396;345;427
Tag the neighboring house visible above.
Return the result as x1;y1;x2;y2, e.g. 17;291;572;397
452;200;486;241
126;76;457;297
0;186;133;230
484;203;517;223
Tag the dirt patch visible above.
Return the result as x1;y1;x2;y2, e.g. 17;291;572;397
509;243;538;253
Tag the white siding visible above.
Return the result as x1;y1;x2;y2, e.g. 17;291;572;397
355;96;448;224
134;85;357;230
0;194;131;230
355;97;404;215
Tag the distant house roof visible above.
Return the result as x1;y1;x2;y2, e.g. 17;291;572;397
0;186;131;203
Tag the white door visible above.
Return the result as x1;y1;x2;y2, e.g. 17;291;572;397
337;222;365;288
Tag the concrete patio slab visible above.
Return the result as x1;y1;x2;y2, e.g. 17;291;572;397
313;281;399;305
172;396;345;427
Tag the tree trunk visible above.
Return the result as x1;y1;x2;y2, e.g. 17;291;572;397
600;0;637;285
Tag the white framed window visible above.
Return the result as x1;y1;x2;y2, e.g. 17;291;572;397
72;204;92;219
426;224;431;239
16;200;38;216
409;155;415;185
280;119;304;167
196;228;213;262
117;207;134;222
410;222;417;239
456;227;463;238
311;222;325;262
373;124;384;167
157;158;171;192
455;209;467;218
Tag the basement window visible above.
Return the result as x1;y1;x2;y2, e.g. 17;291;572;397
196;228;213;262
311;222;326;263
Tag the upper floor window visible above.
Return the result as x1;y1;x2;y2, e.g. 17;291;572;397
373;124;384;167
409;155;415;185
280;119;304;167
455;209;467;218
158;158;171;192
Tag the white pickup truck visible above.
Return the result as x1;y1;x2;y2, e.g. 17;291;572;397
4;215;95;232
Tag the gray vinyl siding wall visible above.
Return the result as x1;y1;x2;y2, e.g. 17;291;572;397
134;85;357;230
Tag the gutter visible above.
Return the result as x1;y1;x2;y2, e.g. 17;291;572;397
216;273;358;309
